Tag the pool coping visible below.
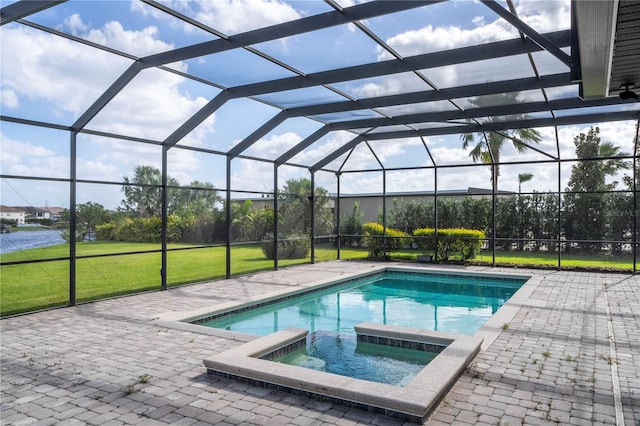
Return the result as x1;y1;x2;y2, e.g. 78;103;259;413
203;323;483;423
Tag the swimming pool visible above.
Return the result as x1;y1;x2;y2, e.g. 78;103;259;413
162;266;533;422
196;270;525;336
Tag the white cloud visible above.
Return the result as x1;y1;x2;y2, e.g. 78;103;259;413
290;130;355;165
1;89;18;108
1;17;222;207
76;159;122;183
514;0;571;33
472;16;485;27
3;17;217;140
380;21;516;60
163;0;302;35
0;133;68;178
62;13;89;36
245;132;302;159
355;2;571;100
1;25;132;114
84;21;171;57
88;67;213;141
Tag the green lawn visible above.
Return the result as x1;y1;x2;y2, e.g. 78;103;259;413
1;242;634;317
0;242;368;316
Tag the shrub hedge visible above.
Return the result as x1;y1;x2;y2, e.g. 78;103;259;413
261;233;311;260
413;227;485;261
361;222;412;258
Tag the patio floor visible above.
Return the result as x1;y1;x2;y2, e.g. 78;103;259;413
1;261;639;425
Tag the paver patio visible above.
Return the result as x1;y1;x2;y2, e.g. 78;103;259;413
1;261;638;425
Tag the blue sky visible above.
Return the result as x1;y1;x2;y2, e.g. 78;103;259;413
1;0;637;210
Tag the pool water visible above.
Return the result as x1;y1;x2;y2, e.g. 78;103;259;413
274;331;439;386
199;271;525;335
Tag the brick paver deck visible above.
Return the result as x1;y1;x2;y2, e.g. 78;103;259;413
1;261;639;425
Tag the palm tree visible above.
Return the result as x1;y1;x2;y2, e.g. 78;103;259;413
598;141;630;189
518;173;534;194
121;165;179;217
461;93;542;191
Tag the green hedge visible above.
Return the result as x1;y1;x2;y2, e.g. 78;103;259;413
95;216;187;243
414;228;485;261
362;222;412;258
261;233;310;260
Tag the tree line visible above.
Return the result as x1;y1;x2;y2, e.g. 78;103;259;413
66;169;333;246
365;126;636;255
65;126;636;256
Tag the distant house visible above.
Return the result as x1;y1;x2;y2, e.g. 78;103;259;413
13;206;64;222
0;205;26;225
37;206;65;221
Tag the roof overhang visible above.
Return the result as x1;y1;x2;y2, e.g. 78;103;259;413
574;0;619;99
575;0;640;100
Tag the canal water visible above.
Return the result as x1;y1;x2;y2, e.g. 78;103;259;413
0;229;66;254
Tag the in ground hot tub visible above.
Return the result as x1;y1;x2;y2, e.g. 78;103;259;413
204;323;482;423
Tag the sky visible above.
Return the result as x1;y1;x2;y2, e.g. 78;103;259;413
1;0;638;210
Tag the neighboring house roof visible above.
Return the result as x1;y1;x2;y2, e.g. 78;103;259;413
33;206;65;215
41;207;66;214
0;206;65;216
0;205;26;213
13;206;44;214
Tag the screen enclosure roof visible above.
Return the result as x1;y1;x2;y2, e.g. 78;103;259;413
1;0;638;175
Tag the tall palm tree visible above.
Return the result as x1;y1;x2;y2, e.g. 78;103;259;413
598;141;630;188
518;173;534;194
121;165;179;217
461;93;542;191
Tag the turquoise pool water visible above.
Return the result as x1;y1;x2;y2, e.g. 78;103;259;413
274;331;439;386
198;270;526;336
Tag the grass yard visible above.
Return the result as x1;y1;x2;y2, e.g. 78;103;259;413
0;242;368;316
1;242;634;316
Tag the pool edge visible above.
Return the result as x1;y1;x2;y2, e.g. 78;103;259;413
203;324;482;423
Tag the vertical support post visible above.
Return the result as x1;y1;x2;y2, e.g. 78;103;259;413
69;132;77;306
633;121;638;274
554;126;562;270
557;157;562;270
382;169;387;260
434;166;438;262
491;164;496;267
226;156;231;279
161;146;168;290
310;170;315;264
336;172;341;260
273;163;279;271
633;151;637;275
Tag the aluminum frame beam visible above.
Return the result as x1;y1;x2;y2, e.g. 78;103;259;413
140;1;440;68
481;0;573;68
228;30;571;98
155;34;571;155
0;0;65;25
227;111;290;158
274;127;331;165
311;109;640;171
362;110;640;141
315;96;631;131
68;0;437;133
287;73;573;117
274;96;627;165
163;92;231;148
